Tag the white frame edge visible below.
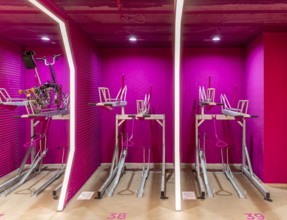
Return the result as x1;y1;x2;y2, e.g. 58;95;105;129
28;0;76;211
174;0;184;211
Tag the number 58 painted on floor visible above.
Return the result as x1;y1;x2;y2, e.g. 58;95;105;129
245;213;265;220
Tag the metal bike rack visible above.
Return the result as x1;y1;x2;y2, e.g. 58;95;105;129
31;145;66;197
137;148;151;197
31;165;65;197
96;114;167;199
0;88;28;106
195;112;271;201
89;74;127;113
0;118;50;196
0;113;69;198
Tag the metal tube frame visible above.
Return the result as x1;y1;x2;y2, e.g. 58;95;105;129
31;165;66;197
221;148;245;198
1;148;48;196
199;150;213;197
195;119;206;198
98;114;166;199
195;114;271;201
0;116;67;197
107;148;128;197
137;148;151;197
240;119;271;201
137;166;149;197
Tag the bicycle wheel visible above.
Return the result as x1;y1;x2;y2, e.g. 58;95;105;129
29;92;42;114
54;91;66;110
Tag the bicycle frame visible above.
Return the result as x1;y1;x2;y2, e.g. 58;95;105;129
20;53;69;114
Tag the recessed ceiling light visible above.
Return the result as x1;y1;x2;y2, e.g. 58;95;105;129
129;36;137;42
212;35;221;42
41;36;50;41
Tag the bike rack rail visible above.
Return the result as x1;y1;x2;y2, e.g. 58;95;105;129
89;74;127;113
0;88;28;106
220;94;250;117
0;118;51;196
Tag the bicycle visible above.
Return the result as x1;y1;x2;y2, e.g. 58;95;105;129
36;54;68;111
19;52;69;114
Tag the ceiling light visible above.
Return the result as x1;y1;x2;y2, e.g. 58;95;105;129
212;35;221;42
41;36;50;41
129;36;137;42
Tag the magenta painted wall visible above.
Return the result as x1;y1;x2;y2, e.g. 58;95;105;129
245;36;264;179
65;23;101;206
101;48;173;163
0;39;25;177
263;33;287;183
24;47;69;164
181;48;246;163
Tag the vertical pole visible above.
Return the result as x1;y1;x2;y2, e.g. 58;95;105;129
30;119;35;166
162;117;166;195
110;116;119;175
242;119;246;169
174;0;184;211
195;118;199;174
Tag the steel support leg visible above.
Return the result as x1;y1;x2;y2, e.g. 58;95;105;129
137;165;149;197
199;150;213;197
107;149;127;197
241;119;271;201
160;119;167;199
2;149;48;196
223;166;245;198
31;166;65;197
195;119;206;199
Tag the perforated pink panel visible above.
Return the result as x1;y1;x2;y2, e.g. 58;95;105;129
64;24;101;205
0;39;24;177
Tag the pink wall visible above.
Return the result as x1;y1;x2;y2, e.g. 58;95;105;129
0;39;25;177
65;23;101;205
263;33;287;183
24;47;69;164
245;36;264;179
101;48;173;163
181;48;246;163
101;48;246;165
32;1;102;209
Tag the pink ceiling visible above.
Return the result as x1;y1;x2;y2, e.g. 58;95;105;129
1;0;287;48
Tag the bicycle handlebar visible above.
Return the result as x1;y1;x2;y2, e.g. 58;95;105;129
36;54;62;66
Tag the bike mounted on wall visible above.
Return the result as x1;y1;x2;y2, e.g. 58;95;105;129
19;51;69;116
